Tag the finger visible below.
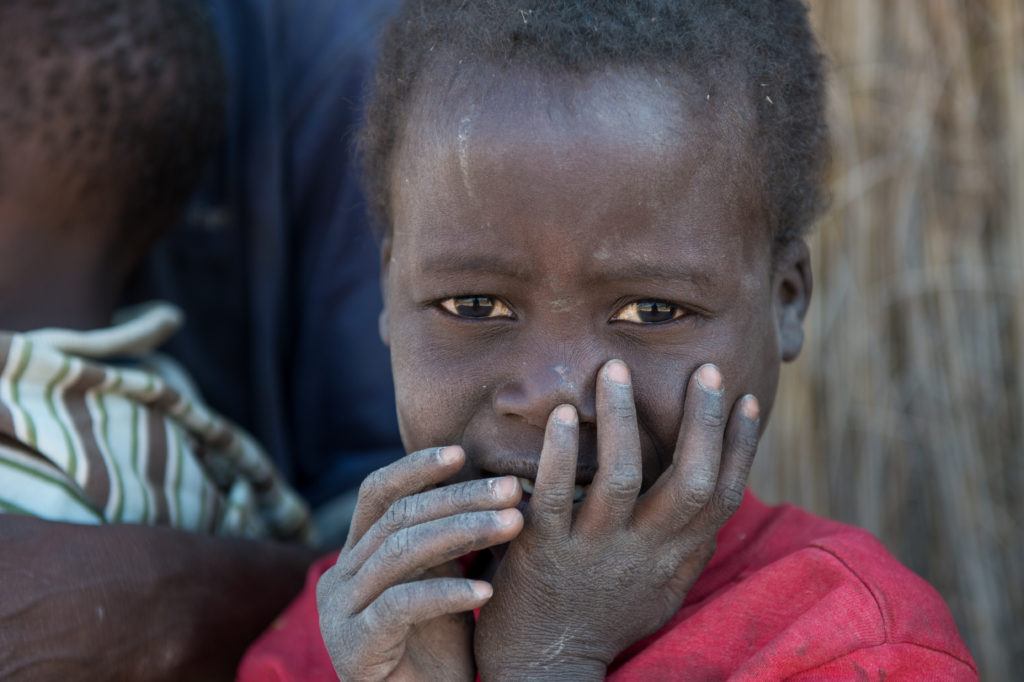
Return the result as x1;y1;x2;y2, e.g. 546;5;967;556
636;364;726;530
357;578;492;642
689;394;760;532
339;476;521;576
577;360;642;534
349;509;522;611
346;445;465;549
528;404;579;539
362;578;493;630
320;578;492;679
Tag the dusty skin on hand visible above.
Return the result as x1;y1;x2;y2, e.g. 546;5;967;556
316;446;523;681
474;361;761;680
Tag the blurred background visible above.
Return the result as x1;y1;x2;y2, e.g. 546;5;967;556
751;1;1023;678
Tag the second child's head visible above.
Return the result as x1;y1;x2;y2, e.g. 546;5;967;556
0;0;224;309
363;1;828;490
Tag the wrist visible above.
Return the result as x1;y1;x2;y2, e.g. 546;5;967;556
479;653;606;681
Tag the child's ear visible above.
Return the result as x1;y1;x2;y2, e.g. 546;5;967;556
772;238;812;362
378;236;393;347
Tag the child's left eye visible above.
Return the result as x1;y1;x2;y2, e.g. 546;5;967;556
611;300;685;325
439;295;515;319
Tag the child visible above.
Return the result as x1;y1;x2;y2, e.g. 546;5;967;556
0;0;309;541
240;1;976;679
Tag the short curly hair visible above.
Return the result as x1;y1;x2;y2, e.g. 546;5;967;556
0;0;224;242
360;0;829;249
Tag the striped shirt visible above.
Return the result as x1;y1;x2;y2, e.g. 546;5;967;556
0;303;312;542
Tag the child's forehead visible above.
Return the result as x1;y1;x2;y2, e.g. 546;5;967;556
403;61;752;153
390;63;764;252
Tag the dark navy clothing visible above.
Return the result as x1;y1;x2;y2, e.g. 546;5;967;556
129;0;402;506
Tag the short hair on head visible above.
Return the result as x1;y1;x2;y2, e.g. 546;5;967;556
361;0;829;250
0;0;225;241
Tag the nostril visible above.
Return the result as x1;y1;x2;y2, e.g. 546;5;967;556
492;362;600;428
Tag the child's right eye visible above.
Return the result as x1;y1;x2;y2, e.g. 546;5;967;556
439;295;515;319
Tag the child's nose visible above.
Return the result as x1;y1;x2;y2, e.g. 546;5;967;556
492;358;599;429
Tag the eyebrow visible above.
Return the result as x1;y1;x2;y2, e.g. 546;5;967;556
585;261;716;289
420;254;714;289
417;254;533;279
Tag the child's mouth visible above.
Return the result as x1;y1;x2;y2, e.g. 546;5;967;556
486;479;592;566
515;476;590;507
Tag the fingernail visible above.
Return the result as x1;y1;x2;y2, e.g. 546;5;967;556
554;404;577;424
742;394;760;420
471;581;493;599
438;446;461;465
492;476;518;497
606;360;630;384
495;508;521;527
697;364;723;392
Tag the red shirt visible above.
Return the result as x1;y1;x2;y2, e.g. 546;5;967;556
238;492;976;680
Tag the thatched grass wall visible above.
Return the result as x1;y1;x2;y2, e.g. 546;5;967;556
750;1;1023;677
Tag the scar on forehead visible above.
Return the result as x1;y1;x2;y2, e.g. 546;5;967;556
457;114;474;199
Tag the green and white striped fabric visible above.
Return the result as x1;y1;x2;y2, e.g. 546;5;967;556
0;303;312;543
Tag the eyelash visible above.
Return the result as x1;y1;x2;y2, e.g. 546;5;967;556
609;299;687;325
434;295;689;326
436;295;516;320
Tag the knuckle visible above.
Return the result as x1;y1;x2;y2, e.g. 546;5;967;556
380;528;410;563
377;586;412;620
611;398;637;421
443;481;471;509
547;423;576;450
472;510;511;537
379;495;414;535
358;469;387;505
614;459;643;483
601;482;637;505
529;491;569;518
454;580;479;602
603;462;642;500
681;478;715;510
434;579;470;604
713;482;746;517
696;401;725;429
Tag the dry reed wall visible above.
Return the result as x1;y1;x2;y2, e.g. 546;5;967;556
750;2;1024;677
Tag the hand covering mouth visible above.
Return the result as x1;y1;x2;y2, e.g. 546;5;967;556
515;476;590;503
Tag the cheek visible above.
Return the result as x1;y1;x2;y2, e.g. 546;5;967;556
628;361;689;482
735;306;782;423
388;310;494;452
624;311;781;479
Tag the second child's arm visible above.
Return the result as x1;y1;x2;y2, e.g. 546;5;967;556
0;515;316;681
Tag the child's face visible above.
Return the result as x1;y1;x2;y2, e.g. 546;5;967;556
381;68;809;490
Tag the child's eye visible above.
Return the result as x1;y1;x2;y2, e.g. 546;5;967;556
611;299;684;325
439;295;514;319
